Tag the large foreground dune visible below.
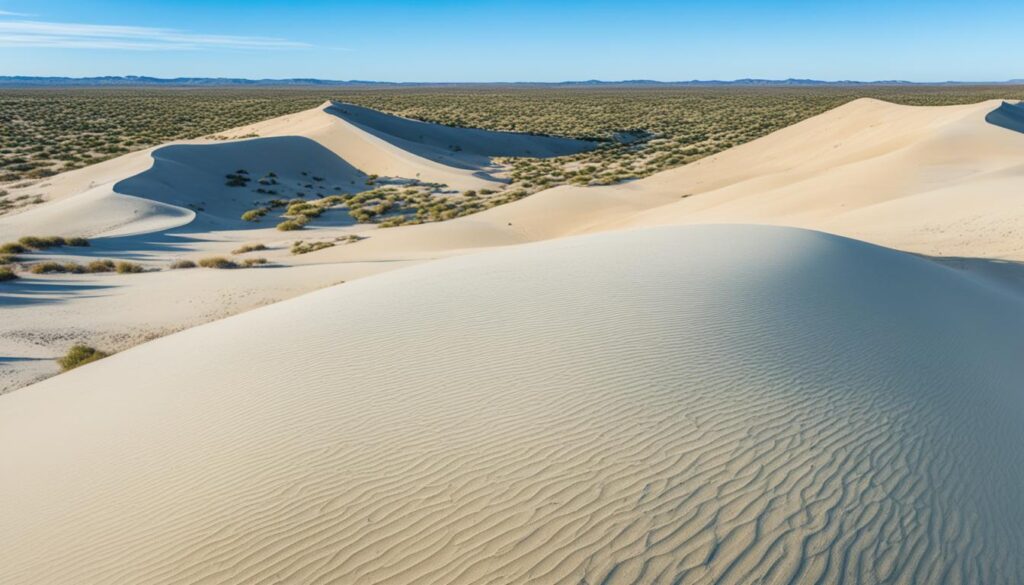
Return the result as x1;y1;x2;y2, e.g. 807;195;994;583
2;225;1023;584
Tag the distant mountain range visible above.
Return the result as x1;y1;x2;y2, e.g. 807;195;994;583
1;76;1023;88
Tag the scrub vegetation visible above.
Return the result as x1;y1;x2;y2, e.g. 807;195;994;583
3;85;1022;204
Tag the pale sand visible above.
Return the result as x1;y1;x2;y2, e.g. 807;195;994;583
303;98;1024;265
3;98;1024;582
4;98;1024;393
2;225;1022;583
0;101;596;389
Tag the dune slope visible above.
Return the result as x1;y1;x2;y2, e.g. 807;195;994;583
2;224;1022;584
115;136;367;230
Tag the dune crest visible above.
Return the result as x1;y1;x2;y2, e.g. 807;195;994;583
2;225;1022;584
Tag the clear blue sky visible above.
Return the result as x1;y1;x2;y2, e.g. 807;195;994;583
0;0;1020;82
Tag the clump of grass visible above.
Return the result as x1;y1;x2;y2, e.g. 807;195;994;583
169;259;196;269
242;257;268;267
1;235;89;253
0;266;17;281
30;261;73;274
86;259;115;273
342;234;365;243
198;256;238;269
58;344;109;371
0;242;28;254
241;207;269;222
276;217;308;231
18;235;66;249
232;243;268;255
115;261;145;274
291;240;334;255
0;254;18;265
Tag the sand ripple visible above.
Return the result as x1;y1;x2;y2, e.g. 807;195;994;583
1;225;1022;584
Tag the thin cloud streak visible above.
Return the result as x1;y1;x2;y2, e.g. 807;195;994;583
0;19;312;50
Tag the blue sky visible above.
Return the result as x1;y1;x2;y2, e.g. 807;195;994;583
0;0;1020;82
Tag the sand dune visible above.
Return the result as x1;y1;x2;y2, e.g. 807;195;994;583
303;98;1024;267
0;101;595;240
215;101;596;192
2;225;1022;584
115;136;367;230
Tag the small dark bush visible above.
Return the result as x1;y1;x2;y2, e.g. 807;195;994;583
58;344;109;371
198;256;237;269
115;261;145;274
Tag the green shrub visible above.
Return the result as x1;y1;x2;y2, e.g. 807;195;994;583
58;344;109;371
291;240;334;255
18;235;66;249
30;261;69;274
115;261;145;274
232;243;268;255
241;207;268;222
86;259;115;273
198;256;237;269
0;242;27;254
276;217;307;231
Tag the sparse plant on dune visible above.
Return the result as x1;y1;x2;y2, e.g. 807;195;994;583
30;261;74;274
0;266;16;281
276;217;308;231
242;257;268;267
58;344;109;371
198;256;237;269
169;259;197;269
86;259;116;272
232;243;268;255
0;242;28;254
241;207;269;222
6;235;89;251
115;261;145;274
291;240;334;255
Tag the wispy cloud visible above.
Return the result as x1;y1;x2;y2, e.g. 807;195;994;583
0;19;312;51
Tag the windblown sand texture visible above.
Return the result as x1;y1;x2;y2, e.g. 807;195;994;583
2;96;1024;583
2;225;1022;584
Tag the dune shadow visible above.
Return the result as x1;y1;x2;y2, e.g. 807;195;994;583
920;254;1024;297
112;136;369;232
0;277;118;307
0;356;50;364
984;101;1024;134
324;102;598;172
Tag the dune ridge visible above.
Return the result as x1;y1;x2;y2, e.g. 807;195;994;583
2;225;1022;584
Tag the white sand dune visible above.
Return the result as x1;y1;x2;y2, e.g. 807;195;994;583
302;98;1024;267
6;98;1024;392
2;225;1022;584
217;101;597;192
0;101;595;240
115;136;368;230
0;185;194;239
